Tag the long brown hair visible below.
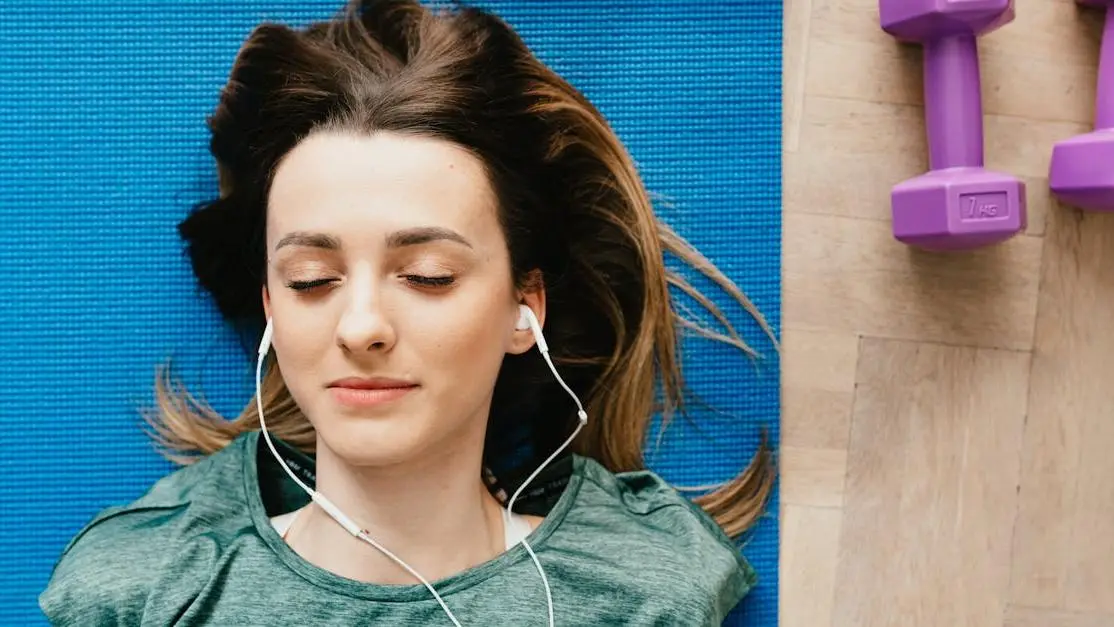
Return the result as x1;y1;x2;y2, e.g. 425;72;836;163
146;0;776;539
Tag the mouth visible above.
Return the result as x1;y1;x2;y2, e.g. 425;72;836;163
327;377;418;408
328;377;418;390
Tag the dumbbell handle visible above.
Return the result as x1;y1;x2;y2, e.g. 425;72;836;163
924;34;983;170
1097;8;1114;130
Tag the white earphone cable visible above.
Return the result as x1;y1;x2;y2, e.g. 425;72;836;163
504;342;588;627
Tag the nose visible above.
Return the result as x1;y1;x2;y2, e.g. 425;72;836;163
335;279;397;354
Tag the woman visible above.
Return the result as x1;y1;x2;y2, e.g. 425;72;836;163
39;1;775;625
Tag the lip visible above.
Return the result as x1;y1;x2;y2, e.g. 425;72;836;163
327;377;418;408
328;377;418;390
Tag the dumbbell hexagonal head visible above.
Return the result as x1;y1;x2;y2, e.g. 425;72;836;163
893;169;1026;250
1049;0;1114;211
1050;132;1114;211
881;0;1015;41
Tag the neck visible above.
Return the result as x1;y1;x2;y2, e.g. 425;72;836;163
288;433;507;585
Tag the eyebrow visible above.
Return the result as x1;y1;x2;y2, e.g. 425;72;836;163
274;227;473;252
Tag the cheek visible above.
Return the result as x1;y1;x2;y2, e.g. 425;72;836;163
270;300;334;376
409;294;511;376
424;314;505;359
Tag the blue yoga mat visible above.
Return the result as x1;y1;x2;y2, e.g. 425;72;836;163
0;1;781;625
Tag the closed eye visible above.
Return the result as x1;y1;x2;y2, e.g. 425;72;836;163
404;275;455;288
286;278;337;292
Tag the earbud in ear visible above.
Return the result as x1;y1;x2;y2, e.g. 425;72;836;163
516;304;548;353
515;305;531;331
258;317;274;356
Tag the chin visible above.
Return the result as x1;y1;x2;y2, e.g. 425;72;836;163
315;418;434;469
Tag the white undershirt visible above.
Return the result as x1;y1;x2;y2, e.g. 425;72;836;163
271;506;533;552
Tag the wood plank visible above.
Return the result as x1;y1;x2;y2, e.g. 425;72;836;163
780;446;847;508
1010;206;1114;613
831;338;1029;627
782;327;858;450
1005;606;1114;627
781;505;842;627
783;0;813;152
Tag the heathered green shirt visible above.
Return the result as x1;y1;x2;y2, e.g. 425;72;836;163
39;430;755;625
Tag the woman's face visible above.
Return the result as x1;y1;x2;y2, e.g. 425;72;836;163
262;130;542;468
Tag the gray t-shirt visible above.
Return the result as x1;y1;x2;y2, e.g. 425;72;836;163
39;430;756;625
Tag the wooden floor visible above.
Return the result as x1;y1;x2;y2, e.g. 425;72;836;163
781;1;1114;625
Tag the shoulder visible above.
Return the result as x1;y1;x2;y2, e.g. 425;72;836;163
559;455;758;624
38;437;252;625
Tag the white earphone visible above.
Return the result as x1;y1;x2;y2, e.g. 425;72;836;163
255;303;586;627
516;303;549;353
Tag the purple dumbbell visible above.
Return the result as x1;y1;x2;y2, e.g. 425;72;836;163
1049;0;1114;211
880;0;1027;251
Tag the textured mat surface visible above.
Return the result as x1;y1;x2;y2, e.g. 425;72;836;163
0;1;781;624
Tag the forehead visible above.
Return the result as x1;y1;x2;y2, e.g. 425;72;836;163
267;130;498;240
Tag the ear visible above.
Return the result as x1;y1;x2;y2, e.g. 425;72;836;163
507;271;546;355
